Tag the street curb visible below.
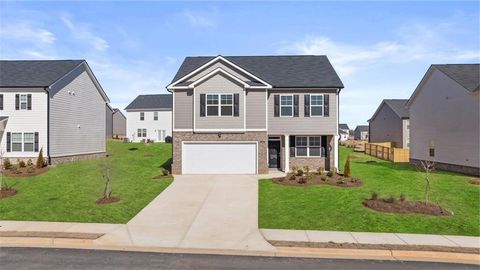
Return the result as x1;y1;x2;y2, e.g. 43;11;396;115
1;237;479;265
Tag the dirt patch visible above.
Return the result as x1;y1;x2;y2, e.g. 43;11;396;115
152;174;172;180
469;178;480;185
143;153;153;157
96;196;121;204
273;173;362;187
363;198;451;216
3;166;48;177
0;188;17;199
268;240;479;254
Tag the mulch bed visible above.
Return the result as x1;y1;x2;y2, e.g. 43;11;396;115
273;173;362;187
0;188;17;199
469;178;480;185
3;166;48;177
152;174;172;180
96;196;121;204
363;199;451;216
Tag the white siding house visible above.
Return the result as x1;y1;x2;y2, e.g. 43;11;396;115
125;94;172;142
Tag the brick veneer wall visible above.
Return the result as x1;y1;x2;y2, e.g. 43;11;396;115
289;135;335;172
172;131;268;174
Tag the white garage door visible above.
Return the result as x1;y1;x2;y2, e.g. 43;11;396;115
182;142;257;174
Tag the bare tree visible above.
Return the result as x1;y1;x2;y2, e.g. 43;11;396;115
418;160;435;204
102;160;112;199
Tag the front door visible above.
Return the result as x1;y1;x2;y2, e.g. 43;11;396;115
268;141;281;169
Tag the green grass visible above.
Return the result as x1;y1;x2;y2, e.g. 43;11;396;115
0;140;173;223
259;146;480;236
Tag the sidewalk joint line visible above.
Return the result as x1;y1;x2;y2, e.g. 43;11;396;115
349;232;359;244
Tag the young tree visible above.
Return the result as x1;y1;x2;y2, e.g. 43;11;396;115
101;159;113;199
36;148;45;169
0;149;7;191
418;160;435;204
344;155;351;177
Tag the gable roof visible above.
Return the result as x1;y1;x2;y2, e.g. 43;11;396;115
125;94;173;111
112;108;126;119
433;64;479;92
170;55;344;89
0;60;84;87
369;99;409;122
339;123;349;130
355;125;369;132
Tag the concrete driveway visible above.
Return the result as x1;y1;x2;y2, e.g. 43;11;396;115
98;175;274;251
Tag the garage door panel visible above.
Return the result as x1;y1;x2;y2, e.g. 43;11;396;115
182;143;257;174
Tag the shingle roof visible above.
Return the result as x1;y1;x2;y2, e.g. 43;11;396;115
172;55;344;88
384;99;409;119
433;64;480;92
355;125;369;132
0;60;84;87
125;94;173;110
339;123;349;130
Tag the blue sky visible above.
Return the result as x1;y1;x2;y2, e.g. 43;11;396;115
1;1;478;127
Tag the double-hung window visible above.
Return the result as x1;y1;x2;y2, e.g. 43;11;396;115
137;128;147;138
310;95;324;116
11;133;22;152
206;94;233;116
296;136;322;157
206;94;219;116
20;94;28;110
23;133;34;152
140;112;145;121
280;95;293;117
154;112;158;121
220;94;233;116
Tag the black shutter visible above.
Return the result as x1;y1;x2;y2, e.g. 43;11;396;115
293;95;299;117
15;94;19;110
6;132;11;152
324;94;329;116
34;132;39;152
290;136;295;157
233;93;239;117
27;94;32;110
304;95;310;117
0;94;3;110
200;94;206;117
274;95;279;117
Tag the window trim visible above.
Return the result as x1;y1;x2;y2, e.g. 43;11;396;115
295;136;323;157
140;112;145;121
11;132;23;152
23;132;35;152
153;111;158;121
280;94;294;117
205;93;234;117
19;94;28;110
310;94;324;117
137;128;147;138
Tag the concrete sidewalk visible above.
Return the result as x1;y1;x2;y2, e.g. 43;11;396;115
261;229;480;249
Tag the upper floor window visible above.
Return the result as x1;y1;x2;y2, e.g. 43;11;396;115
20;94;28;110
280;95;293;117
206;94;219;116
0;94;3;110
220;94;233;116
310;95;324;116
206;94;233;117
154;112;158;121
140;112;145;121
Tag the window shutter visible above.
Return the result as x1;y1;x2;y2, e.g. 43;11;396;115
293;95;299;117
6;132;11;152
289;136;295;157
304;95;310;117
324;94;329;116
200;94;206;117
34;132;39;152
0;94;3;110
233;93;239;117
15;94;19;110
27;94;32;110
274;95;279;117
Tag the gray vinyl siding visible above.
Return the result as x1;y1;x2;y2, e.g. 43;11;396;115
174;89;193;129
112;112;126;136
106;105;113;139
246;90;267;129
189;61;252;82
369;103;404;147
409;68;480;168
49;69;106;157
194;73;244;129
268;89;338;135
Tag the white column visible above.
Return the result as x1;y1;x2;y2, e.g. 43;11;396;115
285;134;290;172
334;135;339;170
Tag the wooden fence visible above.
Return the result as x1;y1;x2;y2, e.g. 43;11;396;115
364;143;410;163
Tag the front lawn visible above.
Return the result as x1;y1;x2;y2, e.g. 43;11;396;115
0;141;173;223
259;146;480;236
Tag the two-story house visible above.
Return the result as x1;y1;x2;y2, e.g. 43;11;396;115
167;55;344;175
368;99;410;149
339;123;350;141
0;60;110;164
354;125;369;141
125;94;172;142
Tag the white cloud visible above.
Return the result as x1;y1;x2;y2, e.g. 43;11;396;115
0;21;55;44
182;10;216;28
60;15;109;51
21;49;57;59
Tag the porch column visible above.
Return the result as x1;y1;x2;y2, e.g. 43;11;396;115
285;134;290;172
334;135;339;170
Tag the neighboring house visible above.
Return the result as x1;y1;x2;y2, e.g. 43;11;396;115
112;108;126;139
406;64;480;176
339;123;350;141
354;125;369;140
0;60;110;164
106;103;114;139
167;55;344;175
125;94;172;142
368;99;410;148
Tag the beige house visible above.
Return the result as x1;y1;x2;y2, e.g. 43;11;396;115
407;64;479;176
167;55;344;174
368;99;410;149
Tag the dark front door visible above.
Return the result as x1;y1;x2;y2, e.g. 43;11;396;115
268;141;281;169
